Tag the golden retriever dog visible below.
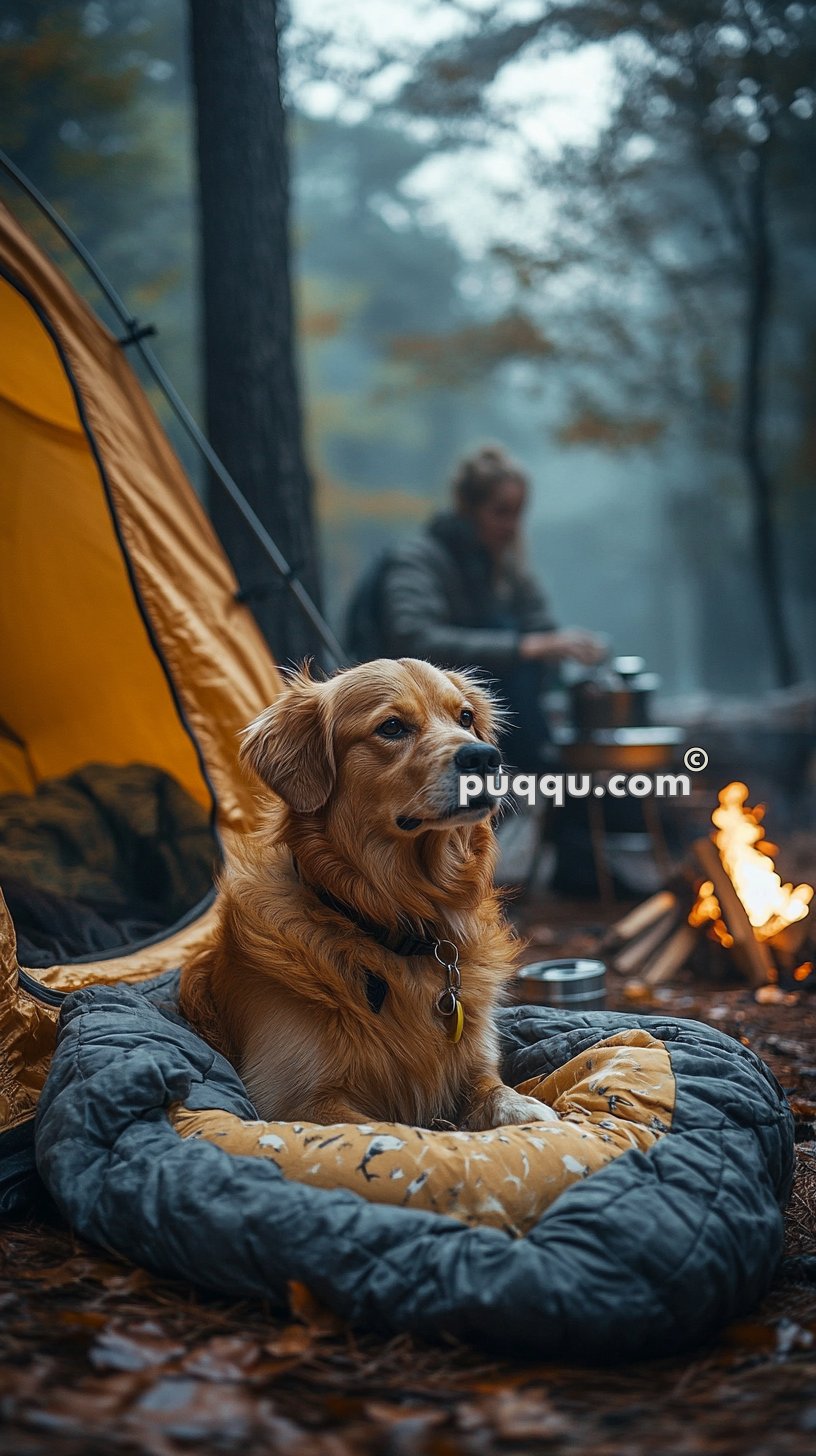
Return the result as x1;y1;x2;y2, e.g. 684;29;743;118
180;657;555;1131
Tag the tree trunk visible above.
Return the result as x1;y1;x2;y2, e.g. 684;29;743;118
189;0;322;664
741;145;798;687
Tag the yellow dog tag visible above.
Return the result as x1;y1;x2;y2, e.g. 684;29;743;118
449;998;465;1044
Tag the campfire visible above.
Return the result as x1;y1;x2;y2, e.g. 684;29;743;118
604;782;814;998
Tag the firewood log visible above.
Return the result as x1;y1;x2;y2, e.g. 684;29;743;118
600;890;677;952
691;837;775;988
643;924;698;987
613;907;682;977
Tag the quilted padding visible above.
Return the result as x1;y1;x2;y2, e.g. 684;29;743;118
35;980;794;1360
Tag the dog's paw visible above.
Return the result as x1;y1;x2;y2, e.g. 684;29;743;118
463;1086;559;1131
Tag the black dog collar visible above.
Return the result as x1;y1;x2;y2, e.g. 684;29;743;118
291;857;464;1039
292;854;439;958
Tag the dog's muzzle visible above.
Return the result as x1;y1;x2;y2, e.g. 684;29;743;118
396;743;502;830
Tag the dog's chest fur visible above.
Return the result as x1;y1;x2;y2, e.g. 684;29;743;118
349;950;501;1124
236;907;504;1127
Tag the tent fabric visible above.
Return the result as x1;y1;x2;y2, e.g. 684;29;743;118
0;201;281;1157
0;201;281;841
35;981;794;1360
0;275;206;806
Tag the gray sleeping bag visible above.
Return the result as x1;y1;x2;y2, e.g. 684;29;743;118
35;976;794;1360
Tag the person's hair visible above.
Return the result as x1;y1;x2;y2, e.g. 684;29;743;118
451;445;529;513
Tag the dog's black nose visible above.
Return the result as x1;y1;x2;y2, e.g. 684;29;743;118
454;742;501;773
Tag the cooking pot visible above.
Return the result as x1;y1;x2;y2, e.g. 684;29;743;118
569;655;660;733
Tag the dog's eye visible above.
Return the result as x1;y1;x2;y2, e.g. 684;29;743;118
459;709;474;729
376;717;408;739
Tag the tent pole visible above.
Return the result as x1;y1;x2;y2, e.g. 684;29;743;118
0;149;349;670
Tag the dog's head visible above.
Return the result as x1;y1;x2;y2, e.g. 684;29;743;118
240;657;503;838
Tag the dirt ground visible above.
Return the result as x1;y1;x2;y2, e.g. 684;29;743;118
3;897;816;1456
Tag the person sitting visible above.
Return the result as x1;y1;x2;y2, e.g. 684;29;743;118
357;444;606;771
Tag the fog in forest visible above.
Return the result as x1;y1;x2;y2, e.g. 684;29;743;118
3;0;814;696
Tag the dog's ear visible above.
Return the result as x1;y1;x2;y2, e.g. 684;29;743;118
239;674;335;813
444;669;503;747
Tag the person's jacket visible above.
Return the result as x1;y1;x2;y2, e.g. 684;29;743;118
381;512;555;673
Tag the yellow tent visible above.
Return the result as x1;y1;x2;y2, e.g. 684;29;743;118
0;201;282;1175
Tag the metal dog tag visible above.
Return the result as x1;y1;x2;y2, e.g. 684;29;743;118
434;940;465;1043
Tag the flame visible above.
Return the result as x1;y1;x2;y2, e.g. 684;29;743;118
690;782;813;943
688;880;718;927
688;880;734;947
